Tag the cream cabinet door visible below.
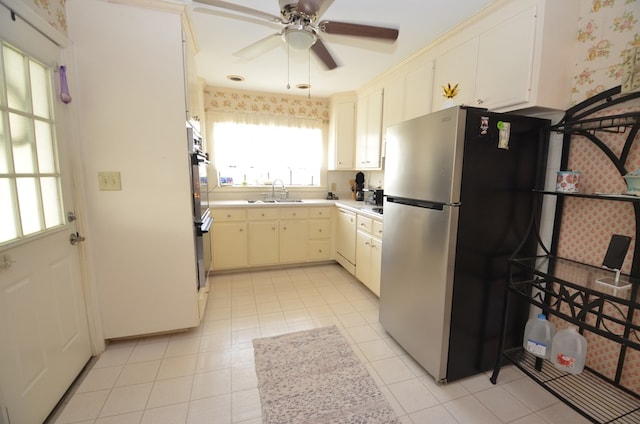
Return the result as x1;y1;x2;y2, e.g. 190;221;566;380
370;237;383;296
404;59;434;121
432;37;479;111
355;88;383;169
280;220;308;263
356;231;373;287
329;98;356;170
475;6;536;110
212;223;248;269
248;221;279;266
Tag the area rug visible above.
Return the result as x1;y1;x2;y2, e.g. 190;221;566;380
252;325;400;424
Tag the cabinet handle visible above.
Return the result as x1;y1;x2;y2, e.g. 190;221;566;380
477;99;484;105
261;213;265;217
239;228;243;232
283;227;287;230
365;241;370;246
227;214;231;218
272;227;276;231
318;229;323;233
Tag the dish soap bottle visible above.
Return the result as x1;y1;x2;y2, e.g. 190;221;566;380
523;313;555;359
551;326;587;374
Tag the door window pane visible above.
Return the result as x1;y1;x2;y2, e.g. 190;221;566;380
10;112;35;173
35;120;55;173
0;115;8;173
41;176;61;228
4;45;30;113
29;60;51;119
16;177;42;235
0;178;18;242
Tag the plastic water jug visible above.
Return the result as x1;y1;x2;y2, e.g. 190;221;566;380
551;327;587;374
523;313;555;359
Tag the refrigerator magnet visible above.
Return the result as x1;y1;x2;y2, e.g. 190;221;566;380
497;121;511;150
479;116;489;135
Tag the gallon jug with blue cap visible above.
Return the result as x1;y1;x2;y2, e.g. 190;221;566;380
523;313;555;359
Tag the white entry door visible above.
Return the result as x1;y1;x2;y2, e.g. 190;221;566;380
0;4;92;424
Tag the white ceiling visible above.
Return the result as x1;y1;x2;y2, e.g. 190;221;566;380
190;0;497;98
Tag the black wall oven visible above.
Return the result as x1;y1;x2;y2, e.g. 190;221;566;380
188;123;212;290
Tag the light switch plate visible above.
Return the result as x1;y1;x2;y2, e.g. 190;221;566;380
98;171;122;191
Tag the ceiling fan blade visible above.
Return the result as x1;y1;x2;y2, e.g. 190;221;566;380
194;0;282;23
311;39;338;70
319;20;399;40
296;0;334;19
233;33;284;60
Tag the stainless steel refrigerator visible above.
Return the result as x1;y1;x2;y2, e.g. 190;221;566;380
379;106;549;383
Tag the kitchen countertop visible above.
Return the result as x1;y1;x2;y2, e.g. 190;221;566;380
207;199;383;220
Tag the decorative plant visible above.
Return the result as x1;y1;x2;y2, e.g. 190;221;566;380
442;82;460;99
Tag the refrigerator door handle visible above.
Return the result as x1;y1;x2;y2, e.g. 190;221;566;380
387;196;461;209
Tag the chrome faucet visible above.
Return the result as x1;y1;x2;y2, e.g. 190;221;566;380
272;179;286;200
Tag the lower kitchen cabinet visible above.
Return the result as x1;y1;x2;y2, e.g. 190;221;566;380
212;222;248;269
280;220;308;263
355;216;383;296
248;208;279;266
211;209;248;270
308;207;332;260
248;221;279;265
211;206;333;270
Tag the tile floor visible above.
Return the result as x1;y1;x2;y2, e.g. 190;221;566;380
50;264;590;424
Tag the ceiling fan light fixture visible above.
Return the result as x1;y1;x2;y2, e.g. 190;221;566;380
283;27;316;50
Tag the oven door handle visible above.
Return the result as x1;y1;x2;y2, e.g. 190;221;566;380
199;214;213;234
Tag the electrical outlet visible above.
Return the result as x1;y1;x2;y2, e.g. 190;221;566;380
98;171;122;191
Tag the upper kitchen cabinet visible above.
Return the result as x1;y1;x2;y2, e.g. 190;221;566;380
432;37;479;111
403;57;435;122
183;19;206;135
355;88;384;169
382;76;405;129
431;0;579;112
328;93;357;170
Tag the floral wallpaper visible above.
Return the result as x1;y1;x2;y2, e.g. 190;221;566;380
27;0;68;34
571;0;640;103
204;87;329;121
556;0;640;391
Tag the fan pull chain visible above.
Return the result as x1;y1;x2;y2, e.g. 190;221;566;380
307;47;311;99
286;41;291;90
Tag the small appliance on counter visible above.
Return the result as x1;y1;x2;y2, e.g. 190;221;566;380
365;188;384;206
355;171;365;201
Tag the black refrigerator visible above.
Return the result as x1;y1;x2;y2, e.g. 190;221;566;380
379;106;549;383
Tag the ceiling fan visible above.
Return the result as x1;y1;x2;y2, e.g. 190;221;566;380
193;0;399;70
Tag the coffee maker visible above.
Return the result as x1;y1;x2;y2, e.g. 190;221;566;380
355;172;365;201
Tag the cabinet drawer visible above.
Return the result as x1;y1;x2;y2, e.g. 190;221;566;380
309;240;331;260
211;208;247;222
280;207;308;219
357;214;373;233
248;208;279;220
309;220;330;239
308;206;331;219
372;220;383;239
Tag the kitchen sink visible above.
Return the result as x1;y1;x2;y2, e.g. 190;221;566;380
246;199;303;203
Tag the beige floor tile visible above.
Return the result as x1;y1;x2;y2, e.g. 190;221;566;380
147;375;193;408
140;402;189;424
115;360;161;387
99;383;153;417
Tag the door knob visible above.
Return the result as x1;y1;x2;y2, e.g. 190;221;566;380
70;232;85;245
